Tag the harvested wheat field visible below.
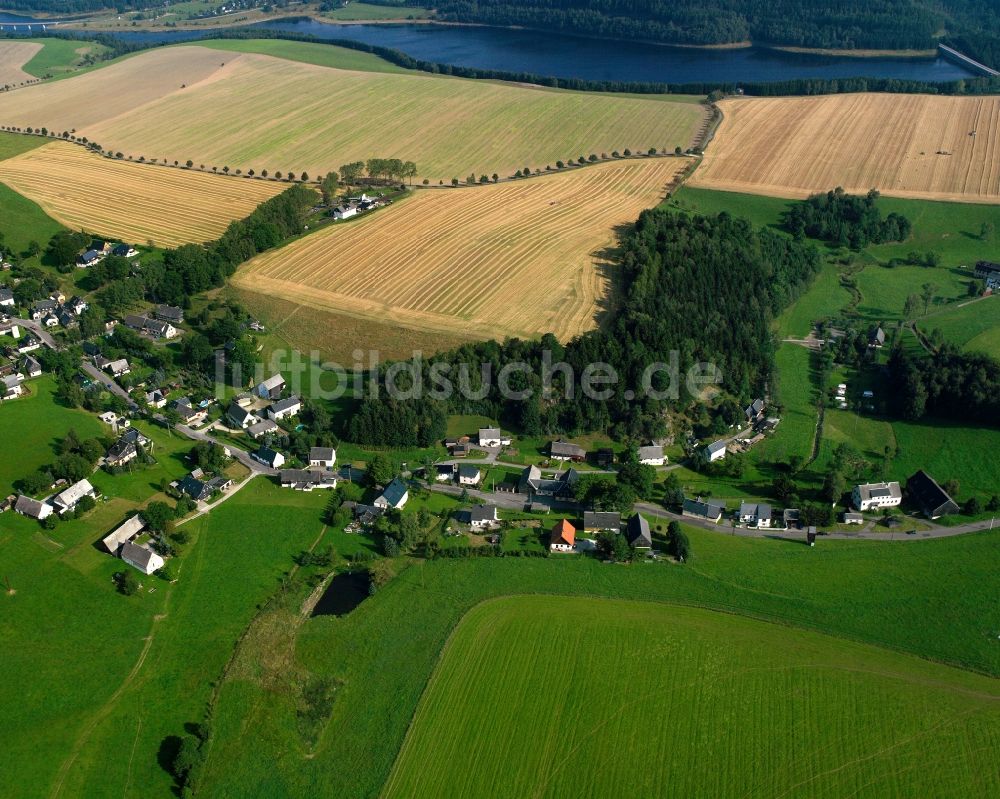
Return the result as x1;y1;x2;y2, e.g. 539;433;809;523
0;41;41;88
0;141;283;247
234;158;686;344
0;44;705;182
692;94;1000;203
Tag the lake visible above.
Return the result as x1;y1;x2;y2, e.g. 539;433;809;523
0;15;978;85
311;570;369;617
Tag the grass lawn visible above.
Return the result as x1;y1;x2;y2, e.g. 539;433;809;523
45;479;330;798
19;38;110;78
0;130;47;162
196;528;1000;798
0;377;103;496
916;294;1000;353
384;595;1000;799
755;344;818;465
775;261;851;338
195;37;414;74
445;414;495;439
0;172;64;257
667;185;794;230
853;263;970;324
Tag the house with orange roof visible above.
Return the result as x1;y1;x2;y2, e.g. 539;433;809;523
549;518;576;552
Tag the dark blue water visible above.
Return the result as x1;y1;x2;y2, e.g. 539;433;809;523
0;15;978;84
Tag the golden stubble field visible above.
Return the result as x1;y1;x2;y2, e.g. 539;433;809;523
0;141;283;246
0;45;706;182
233;158;688;344
0;41;41;88
692;93;1000;203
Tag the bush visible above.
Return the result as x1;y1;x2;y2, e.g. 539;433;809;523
115;569;140;595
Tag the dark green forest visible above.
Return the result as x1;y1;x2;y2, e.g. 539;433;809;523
348;209;821;446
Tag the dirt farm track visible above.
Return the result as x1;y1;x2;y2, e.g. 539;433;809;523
691;93;1000;203
233;158;688;343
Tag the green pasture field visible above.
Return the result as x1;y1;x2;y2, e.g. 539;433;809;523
445;414;496;439
775;262;851;338
384;595;1000;799
853;263;970;324
9;479;332;798
0;377;103;496
18;38;110;78
196;37;414;74
916;294;1000;353
0;129;46;161
196;528;1000;798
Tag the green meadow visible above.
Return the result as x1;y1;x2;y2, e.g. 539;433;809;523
195;527;1000;798
916;294;1000;353
0;377;103;496
384;595;1000;799
18;37;111;78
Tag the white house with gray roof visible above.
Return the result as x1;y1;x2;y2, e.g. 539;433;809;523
852;481;902;512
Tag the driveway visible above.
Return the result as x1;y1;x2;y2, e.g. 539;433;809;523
12;317;58;349
80;360;139;411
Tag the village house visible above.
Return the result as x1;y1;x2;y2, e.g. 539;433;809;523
227;402;260;430
332;204;358;220
457;465;481;486
582;511;621;533
0;317;20;339
374;477;409;510
101;514;146;555
246;419;281;441
279;469;338;491
518;464;579;498
2;374;23;400
42;313;59;328
682;496;725;523
252;446;285;470
120;540;164;575
637;444;666;466
20;356;41;378
267;395;301;421
783;508;801;529
842;512;864;525
105;428;151;468
309;447;336;470
704;440;728;462
744;398;765;424
124;314;177;340
76;249;101;267
625;514;652;549
906;470;960;519
478;427;511;447
869;326;886;348
65;296;88;316
112;243;139;258
144;389;167;409
466;504;500;530
0;287;13;307
14;494;52;520
549;518;576;552
30;298;58;320
435;464;456;482
974;260;1000;290
155;304;184;324
852;481;902;512
174;398;208;426
16;335;41;354
738;502;772;528
256;374;285;400
247;419;279;439
549;440;586;461
105;358;131;378
52;478;97;514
